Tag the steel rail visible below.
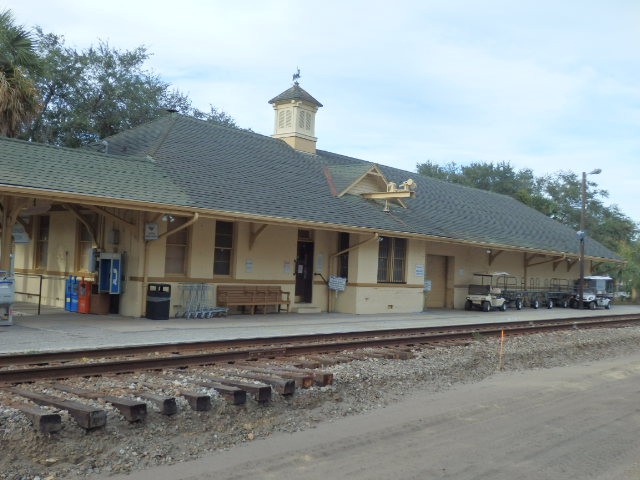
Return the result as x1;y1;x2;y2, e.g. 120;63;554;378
1;314;639;385
2;313;639;368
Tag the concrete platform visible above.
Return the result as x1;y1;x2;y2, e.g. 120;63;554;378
1;303;640;355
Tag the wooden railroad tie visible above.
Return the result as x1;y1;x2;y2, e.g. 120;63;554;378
270;365;334;386
196;381;247;405
52;383;147;422
238;362;332;387
179;390;212;411
11;388;107;430
292;359;322;369
136;392;178;415
5;401;62;434
202;376;271;404
223;370;295;396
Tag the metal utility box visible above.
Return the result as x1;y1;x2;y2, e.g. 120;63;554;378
0;273;15;326
98;253;122;294
78;280;92;314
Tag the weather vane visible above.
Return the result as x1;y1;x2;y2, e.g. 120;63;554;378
292;67;301;84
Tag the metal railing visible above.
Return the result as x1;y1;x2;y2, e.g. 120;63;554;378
13;273;45;315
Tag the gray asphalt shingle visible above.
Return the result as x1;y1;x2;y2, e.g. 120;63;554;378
0;112;620;262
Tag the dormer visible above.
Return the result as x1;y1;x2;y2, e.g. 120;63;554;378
324;164;417;212
269;76;323;154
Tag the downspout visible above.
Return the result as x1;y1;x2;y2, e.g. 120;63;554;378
327;233;380;312
140;212;199;317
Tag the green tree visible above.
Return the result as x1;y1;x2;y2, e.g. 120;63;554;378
193;104;238;129
23;30;237;146
418;159;639;295
0;9;41;137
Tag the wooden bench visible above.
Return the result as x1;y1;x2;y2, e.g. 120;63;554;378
217;285;290;314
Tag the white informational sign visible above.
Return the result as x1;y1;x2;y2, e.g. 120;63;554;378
245;259;253;273
328;275;347;292
423;279;432;292
316;254;324;273
415;264;425;277
144;223;159;240
283;261;291;274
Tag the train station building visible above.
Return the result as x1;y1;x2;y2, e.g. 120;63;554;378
0;81;623;318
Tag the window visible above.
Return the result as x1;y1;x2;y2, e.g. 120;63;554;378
214;221;234;275
165;217;189;275
338;232;349;279
77;220;96;272
35;216;49;270
377;237;406;283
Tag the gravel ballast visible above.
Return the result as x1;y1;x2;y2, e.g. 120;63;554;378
1;326;640;480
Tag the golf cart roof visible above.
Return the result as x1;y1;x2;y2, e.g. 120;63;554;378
473;272;511;278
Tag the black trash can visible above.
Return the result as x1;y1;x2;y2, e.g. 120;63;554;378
146;283;171;320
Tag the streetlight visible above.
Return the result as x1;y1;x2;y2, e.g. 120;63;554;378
577;168;601;308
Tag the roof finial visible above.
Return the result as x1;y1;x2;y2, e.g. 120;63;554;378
292;67;301;85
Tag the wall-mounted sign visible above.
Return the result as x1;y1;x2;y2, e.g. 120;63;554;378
144;223;159;240
423;280;432;292
329;275;347;292
415;264;424;277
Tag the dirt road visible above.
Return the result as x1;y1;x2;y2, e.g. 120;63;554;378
104;352;640;480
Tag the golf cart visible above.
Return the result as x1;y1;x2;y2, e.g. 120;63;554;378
464;272;523;312
570;275;614;310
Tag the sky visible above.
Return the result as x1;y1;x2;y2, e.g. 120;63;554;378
6;1;640;224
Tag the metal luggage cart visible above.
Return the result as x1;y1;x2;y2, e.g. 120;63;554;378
176;283;227;318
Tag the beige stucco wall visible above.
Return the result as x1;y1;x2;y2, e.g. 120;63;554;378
333;235;425;314
423;241;582;309
9;208;598;317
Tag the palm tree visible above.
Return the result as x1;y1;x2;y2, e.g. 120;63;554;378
0;9;41;137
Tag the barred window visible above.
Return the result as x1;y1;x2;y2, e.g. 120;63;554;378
338;232;349;279
377;237;406;283
77;218;96;272
35;216;49;270
165;217;189;275
214;221;234;276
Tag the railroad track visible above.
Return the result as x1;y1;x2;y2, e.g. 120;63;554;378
2;313;639;384
1;313;638;434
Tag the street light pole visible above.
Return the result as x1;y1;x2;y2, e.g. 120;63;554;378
577;169;601;309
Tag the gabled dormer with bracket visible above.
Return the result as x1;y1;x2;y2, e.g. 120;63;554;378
324;163;417;212
269;76;323;154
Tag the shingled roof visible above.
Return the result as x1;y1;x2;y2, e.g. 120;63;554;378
0;113;620;262
0;136;190;206
268;83;323;107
